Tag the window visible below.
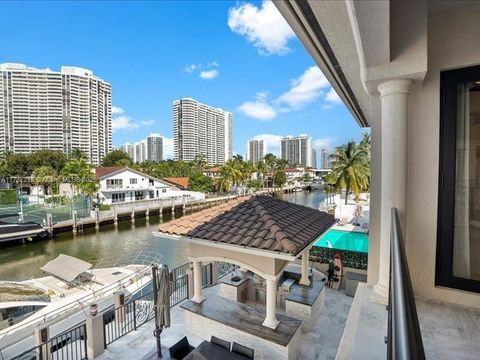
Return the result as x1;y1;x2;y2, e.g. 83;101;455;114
112;193;125;203
149;191;154;199
106;179;122;189
162;188;167;193
437;65;480;293
130;178;137;185
135;191;143;201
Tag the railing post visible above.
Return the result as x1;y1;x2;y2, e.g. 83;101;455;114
34;326;50;360
211;261;219;285
113;291;126;328
187;263;195;299
86;313;105;358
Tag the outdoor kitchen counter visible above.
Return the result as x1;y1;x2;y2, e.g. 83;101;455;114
286;278;325;306
181;295;302;347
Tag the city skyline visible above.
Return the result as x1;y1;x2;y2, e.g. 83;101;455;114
0;1;366;161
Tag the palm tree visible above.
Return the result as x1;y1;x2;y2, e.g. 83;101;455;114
70;148;87;161
327;141;370;204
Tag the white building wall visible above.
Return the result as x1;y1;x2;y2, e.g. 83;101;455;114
0;63;111;165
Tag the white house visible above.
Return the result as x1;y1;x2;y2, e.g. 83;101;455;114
95;167;204;205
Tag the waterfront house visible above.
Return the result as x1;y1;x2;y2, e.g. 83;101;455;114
95;167;204;205
162;177;190;190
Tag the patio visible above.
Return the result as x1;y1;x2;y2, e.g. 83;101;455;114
96;284;353;360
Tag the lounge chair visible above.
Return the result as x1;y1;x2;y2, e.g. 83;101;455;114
211;335;231;350
232;342;255;359
169;336;195;360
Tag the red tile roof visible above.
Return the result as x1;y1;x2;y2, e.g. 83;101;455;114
95;167;125;178
163;177;189;189
158;195;336;256
204;166;221;173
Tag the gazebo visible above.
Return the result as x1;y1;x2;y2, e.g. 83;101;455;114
158;195;336;358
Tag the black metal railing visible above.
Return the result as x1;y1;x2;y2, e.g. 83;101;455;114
9;344;44;360
10;323;87;360
170;272;188;307
201;263;212;288
387;208;425;360
103;291;155;347
218;262;236;279
48;322;87;360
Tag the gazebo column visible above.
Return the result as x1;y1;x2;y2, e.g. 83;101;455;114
262;279;279;329
299;249;311;286
191;261;204;303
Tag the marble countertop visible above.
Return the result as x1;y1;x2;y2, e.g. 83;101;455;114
219;271;251;287
181;295;302;346
285;277;326;306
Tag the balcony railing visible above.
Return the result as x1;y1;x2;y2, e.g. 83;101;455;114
387;208;425;360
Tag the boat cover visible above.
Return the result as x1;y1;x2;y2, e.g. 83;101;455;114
40;254;92;283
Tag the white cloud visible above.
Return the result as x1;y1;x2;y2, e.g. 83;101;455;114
199;69;219;80
323;87;343;109
228;0;295;55
238;92;277;121
252;134;284;156
112;106;124;115
313;138;334;151
184;64;197;73
112;107;155;133
163;137;174;159
277;66;330;109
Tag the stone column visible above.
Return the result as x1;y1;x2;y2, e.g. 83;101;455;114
86;313;105;358
191;261;204;303
372;79;412;303
262;279;279;329
299;249;311;286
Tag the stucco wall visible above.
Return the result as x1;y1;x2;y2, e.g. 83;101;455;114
406;5;480;307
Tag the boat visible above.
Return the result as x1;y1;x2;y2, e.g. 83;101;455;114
0;253;160;359
0;214;47;243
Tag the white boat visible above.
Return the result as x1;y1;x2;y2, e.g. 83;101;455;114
0;253;159;359
0;217;47;243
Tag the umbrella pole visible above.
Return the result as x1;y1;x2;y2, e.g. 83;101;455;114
152;265;162;358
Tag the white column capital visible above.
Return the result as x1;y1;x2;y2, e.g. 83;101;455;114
377;79;413;97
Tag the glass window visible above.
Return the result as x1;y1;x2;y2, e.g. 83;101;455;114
437;65;480;292
130;178;137;185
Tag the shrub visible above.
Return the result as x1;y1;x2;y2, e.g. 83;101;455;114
0;189;17;205
310;246;368;270
98;204;111;211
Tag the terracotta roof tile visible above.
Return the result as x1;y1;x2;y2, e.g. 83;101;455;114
162;177;189;189
158;195;336;256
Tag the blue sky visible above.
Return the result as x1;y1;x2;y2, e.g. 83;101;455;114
1;1;366;161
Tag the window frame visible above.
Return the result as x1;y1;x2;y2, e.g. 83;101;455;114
436;65;480;293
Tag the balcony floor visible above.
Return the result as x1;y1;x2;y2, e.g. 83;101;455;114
336;283;480;359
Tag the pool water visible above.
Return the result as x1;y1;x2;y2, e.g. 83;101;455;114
314;230;368;253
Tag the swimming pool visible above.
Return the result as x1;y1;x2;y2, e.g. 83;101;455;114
314;229;368;253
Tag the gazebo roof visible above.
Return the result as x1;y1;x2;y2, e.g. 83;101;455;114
158;195;336;256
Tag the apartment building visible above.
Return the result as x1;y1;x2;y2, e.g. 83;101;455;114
280;135;313;167
247;139;265;164
320;148;329;169
119;143;135;160
173;98;232;165
0;63;112;165
146;134;163;162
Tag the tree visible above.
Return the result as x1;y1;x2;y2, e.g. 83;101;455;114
33;166;57;195
61;158;99;196
101;150;133;167
274;171;287;187
189;172;213;193
327;140;370;204
28;149;67;174
70;148;87;161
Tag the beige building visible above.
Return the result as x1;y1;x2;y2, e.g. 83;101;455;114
0;63;112;165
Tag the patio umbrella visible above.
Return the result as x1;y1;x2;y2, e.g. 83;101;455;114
156;265;171;329
153;265;171;358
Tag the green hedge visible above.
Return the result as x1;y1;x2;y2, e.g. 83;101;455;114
310;246;368;270
98;204;111;211
0;190;17;205
45;195;70;205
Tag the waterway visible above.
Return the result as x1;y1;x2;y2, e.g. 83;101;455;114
0;191;327;281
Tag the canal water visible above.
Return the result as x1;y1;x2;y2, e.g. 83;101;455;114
0;191;327;281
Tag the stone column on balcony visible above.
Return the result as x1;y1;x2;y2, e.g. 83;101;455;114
262;278;279;329
373;79;412;304
299;249;311;286
191;260;204;303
